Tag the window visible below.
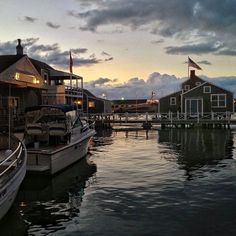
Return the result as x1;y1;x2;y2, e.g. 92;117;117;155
211;94;226;108
184;85;190;91
203;86;211;93
195;82;201;86
170;97;176;105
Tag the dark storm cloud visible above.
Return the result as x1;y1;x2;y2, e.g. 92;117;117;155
46;22;61;29
73;0;236;36
24;16;37;23
216;50;236;56
166;42;224;55
70;0;236;56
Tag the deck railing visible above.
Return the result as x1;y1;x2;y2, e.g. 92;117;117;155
84;112;232;124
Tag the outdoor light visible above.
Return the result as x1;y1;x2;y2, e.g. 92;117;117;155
15;72;20;80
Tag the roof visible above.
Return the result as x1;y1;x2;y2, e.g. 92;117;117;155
159;91;182;100
83;89;97;98
0;55;25;73
112;99;147;104
29;58;54;73
25;104;76;113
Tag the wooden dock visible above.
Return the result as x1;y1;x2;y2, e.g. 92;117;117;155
84;112;236;129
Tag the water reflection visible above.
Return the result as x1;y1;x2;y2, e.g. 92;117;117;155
158;128;234;179
3;156;97;235
90;129;114;152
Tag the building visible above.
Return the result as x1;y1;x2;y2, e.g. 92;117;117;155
30;58;83;105
0;40;45;127
159;70;234;115
82;89;112;114
112;99;158;113
0;39;111;129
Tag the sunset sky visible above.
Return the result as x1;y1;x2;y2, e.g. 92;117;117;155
1;0;236;99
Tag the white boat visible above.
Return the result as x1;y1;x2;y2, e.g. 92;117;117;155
24;105;96;175
0;134;27;220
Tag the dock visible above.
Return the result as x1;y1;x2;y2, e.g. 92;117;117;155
85;112;235;129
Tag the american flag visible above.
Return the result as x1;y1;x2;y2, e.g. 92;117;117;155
188;57;202;70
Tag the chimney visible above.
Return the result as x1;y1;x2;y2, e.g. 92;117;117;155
16;39;23;55
190;70;195;78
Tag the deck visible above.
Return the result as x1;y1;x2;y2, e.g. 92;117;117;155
85;112;235;129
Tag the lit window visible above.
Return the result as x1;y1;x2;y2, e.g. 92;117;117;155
211;94;226;108
88;101;95;108
170;97;176;105
203;86;211;93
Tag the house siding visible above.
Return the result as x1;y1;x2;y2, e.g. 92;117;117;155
159;91;182;113
159;70;234;114
182;82;233;113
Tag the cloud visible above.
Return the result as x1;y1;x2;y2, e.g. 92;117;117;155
84;72;183;99
69;0;236;56
0;40;17;54
216;50;236;56
198;60;212;65
85;71;236;100
104;57;113;61
166;41;224;55
151;39;164;44
24;16;37;23
0;38;111;68
183;59;212;66
46;22;60;29
101;51;111;57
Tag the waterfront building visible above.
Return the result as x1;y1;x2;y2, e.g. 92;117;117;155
112;99;158;113
0;39;44;128
159;70;234;114
83;89;112;114
0;39;111;129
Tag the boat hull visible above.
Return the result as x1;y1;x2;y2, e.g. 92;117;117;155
26;130;95;175
0;143;27;220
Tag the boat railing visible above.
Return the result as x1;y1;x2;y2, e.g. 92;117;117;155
0;141;24;178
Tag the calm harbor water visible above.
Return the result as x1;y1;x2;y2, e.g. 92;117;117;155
1;128;236;235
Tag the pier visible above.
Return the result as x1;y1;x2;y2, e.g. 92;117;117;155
85;111;235;129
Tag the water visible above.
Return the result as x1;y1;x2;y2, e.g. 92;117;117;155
1;128;236;235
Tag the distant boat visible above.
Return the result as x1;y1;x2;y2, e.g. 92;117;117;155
0;133;27;220
24;105;96;175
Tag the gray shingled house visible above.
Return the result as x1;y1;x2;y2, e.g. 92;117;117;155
159;70;234;115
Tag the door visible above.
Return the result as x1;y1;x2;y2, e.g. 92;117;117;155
185;98;203;116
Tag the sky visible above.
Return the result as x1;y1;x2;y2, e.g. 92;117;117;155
1;0;236;99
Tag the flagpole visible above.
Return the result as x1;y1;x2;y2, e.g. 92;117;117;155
188;57;190;79
69;50;73;104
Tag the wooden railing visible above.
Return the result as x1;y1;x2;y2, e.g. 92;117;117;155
83;112;232;124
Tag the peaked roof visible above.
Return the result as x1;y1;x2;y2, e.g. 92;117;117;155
0;55;25;73
29;58;54;74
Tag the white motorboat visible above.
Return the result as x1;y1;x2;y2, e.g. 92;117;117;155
0;134;27;220
24;105;96;175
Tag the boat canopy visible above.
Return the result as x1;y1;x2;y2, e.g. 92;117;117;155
25;104;76;113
